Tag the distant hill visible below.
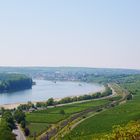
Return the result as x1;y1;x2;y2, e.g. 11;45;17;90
0;73;33;93
0;67;140;81
0;67;140;75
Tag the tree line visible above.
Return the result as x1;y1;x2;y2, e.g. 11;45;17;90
0;107;29;140
18;86;112;110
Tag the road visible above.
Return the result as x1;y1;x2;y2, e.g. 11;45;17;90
12;124;26;140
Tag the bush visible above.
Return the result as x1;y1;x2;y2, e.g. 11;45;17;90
59;110;65;115
126;94;133;100
96;108;103;112
24;128;30;136
103;121;140;139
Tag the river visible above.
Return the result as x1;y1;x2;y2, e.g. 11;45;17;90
0;80;104;105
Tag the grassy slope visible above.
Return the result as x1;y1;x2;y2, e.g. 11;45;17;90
26;99;110;138
27;123;49;137
26;99;109;123
65;82;140;140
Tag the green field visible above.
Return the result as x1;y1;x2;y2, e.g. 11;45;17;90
65;82;140;139
26;76;140;139
26;99;111;138
27;123;49;137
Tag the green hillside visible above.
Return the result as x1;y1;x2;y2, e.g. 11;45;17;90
0;73;33;93
64;76;140;140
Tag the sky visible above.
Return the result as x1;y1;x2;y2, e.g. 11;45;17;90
0;0;140;69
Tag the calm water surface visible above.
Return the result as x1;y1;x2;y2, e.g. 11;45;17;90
0;80;104;105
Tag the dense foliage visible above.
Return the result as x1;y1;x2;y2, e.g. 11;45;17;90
14;110;26;124
0;108;27;139
2;111;15;130
57;86;112;104
18;101;35;111
0;73;33;92
0;110;16;140
0;119;15;140
103;121;140;140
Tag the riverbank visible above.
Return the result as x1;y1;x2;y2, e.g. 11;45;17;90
0;80;104;106
0;86;115;110
0;98;61;110
0;98;58;109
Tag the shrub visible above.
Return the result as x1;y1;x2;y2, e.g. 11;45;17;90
103;121;140;140
24;128;30;136
60;110;65;115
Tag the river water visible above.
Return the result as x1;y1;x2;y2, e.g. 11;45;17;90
0;80;104;105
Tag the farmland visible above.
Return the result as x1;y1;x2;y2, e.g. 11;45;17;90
64;79;140;139
1;72;140;140
27;123;49;137
26;98;113;139
25;81;131;140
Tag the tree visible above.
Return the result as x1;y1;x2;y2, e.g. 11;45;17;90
0;107;5;115
27;101;35;108
2;111;15;130
36;102;42;108
47;98;54;106
0;119;15;140
14;110;25;123
36;102;46;108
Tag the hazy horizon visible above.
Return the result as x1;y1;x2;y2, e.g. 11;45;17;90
0;66;140;71
0;0;140;69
